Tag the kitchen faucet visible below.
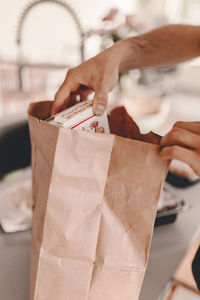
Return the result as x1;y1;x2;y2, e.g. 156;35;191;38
16;0;85;90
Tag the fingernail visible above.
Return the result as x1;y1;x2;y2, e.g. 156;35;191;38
94;103;105;115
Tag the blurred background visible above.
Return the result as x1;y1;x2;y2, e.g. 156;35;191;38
0;1;200;300
1;0;200;124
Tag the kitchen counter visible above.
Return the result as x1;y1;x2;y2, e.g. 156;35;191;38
0;182;200;300
140;182;200;300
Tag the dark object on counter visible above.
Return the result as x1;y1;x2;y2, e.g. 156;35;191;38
166;171;199;188
192;246;200;291
154;182;186;227
0;121;31;179
154;214;177;227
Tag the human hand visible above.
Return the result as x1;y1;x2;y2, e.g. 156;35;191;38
51;47;120;116
159;121;200;177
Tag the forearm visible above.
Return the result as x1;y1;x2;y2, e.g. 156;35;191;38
52;24;200;116
109;24;200;72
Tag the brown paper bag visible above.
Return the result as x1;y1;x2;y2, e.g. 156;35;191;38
28;101;169;300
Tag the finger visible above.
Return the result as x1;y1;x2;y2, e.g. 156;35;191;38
161;127;200;150
51;81;71;115
51;71;80;115
173;121;200;135
62;93;77;110
92;89;108;116
159;145;200;177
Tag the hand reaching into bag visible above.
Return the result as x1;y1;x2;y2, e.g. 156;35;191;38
159;121;200;177
51;47;120;116
52;25;200;116
52;24;200;176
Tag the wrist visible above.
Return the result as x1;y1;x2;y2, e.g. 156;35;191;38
109;38;140;73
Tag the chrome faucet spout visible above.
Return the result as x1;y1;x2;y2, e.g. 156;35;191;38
16;0;85;91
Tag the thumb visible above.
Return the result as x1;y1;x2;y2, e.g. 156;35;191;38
92;90;108;116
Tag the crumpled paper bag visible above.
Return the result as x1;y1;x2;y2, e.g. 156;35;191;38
28;101;169;300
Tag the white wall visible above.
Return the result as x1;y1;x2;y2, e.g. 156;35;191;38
135;0;166;18
0;0;134;64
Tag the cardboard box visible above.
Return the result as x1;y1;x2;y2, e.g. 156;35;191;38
47;100;110;134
